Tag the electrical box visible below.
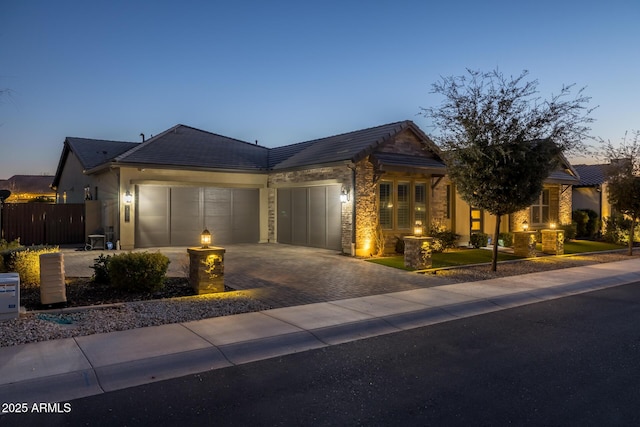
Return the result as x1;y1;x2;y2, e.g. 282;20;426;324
0;273;20;321
40;253;67;305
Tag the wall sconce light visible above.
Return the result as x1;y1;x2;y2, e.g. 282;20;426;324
340;188;350;203
123;190;133;222
522;220;529;231
201;229;212;249
414;220;423;237
550;222;557;230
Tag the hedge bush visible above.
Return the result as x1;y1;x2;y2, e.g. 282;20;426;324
1;246;60;285
497;232;513;247
559;223;577;241
108;252;170;292
430;229;459;253
470;233;489;248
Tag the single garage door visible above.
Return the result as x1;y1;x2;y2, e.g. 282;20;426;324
277;185;341;250
136;185;259;248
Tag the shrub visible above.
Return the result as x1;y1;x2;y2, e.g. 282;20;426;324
603;214;637;245
108;252;170;292
430;229;459;253
572;210;589;237
0;238;21;251
4;246;60;285
470;232;489;248
91;254;112;284
559;223;577;241
497;232;513;247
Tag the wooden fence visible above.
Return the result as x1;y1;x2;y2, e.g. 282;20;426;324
0;203;85;246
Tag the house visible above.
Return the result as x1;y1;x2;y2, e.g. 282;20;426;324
572;164;613;227
51;121;576;254
0;175;55;203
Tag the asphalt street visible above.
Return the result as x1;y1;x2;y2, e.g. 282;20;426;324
3;281;640;426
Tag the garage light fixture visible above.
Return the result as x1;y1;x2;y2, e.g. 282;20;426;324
123;190;133;204
123;190;133;223
201;229;212;249
340;188;350;203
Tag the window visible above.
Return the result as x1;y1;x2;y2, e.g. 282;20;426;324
470;207;482;232
415;183;427;226
397;183;410;229
531;189;550;224
379;182;393;229
378;180;427;230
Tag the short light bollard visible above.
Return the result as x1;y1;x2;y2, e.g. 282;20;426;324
403;236;434;269
513;231;537;258
187;247;226;294
541;229;564;255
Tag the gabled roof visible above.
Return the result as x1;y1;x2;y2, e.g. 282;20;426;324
111;125;269;172
52;138;138;188
573;164;608;187
269;121;440;170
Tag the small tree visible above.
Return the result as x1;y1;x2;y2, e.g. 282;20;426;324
602;131;640;255
422;69;594;271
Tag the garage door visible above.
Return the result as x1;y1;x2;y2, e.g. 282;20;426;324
277;185;341;250
136;185;259;248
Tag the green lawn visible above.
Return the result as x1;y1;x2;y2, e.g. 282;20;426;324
539;240;625;254
367;240;626;271
366;249;522;271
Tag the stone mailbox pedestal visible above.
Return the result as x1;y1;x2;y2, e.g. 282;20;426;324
513;231;537;258
541;229;564;255
187;247;226;294
403;236;434;269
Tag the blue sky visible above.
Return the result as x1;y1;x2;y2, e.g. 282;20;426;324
1;0;638;178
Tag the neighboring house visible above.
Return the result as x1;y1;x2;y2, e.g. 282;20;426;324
572;164;612;226
51;121;577;254
0;175;55;203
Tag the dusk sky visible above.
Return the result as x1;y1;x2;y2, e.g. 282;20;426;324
1;0;638;179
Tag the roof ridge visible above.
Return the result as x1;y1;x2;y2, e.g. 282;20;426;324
280;120;409;148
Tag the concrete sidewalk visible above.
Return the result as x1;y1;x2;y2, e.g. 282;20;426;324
1;259;639;405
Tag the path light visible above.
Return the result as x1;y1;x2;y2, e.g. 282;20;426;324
200;229;212;249
414;220;423;237
522;220;529;231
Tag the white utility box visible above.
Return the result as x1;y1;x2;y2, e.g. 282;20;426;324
0;272;20;320
40;252;67;305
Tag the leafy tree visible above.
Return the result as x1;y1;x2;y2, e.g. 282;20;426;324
602;131;640;255
422;69;594;271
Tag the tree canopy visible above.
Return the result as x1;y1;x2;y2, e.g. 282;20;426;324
602;131;640;255
422;69;594;271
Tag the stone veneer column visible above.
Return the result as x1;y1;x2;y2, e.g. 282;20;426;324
403;236;434;269
187;247;226;294
541;229;564;255
513;231;537;258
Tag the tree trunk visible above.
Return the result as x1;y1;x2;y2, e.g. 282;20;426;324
629;218;637;256
491;214;502;272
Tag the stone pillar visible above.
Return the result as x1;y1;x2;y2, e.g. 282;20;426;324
541;229;565;255
513;231;537;258
187;247;226;294
403;236;434;269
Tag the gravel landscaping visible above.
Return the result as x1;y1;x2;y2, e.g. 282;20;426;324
0;251;637;348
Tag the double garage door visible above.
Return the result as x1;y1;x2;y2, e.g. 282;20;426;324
136;185;259;248
277;185;342;250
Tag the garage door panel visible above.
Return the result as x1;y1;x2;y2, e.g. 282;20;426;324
292;188;308;245
232;189;260;243
171;187;201;246
136;186;170;247
277;185;341;250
